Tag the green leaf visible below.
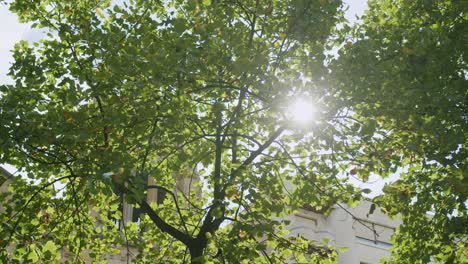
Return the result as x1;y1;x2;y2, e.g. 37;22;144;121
27;249;39;262
43;241;57;253
367;203;376;217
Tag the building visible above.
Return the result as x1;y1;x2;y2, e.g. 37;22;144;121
0;166;12;195
285;201;401;264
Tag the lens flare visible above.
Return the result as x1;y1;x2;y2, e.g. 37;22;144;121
288;99;317;124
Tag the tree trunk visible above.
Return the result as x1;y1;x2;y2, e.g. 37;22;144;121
189;245;204;264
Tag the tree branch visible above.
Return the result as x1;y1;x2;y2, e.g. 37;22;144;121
146;185;189;234
227;126;286;186
139;200;193;246
277;142;379;237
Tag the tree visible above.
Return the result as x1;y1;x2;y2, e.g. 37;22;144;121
330;0;467;263
0;0;465;263
0;0;351;262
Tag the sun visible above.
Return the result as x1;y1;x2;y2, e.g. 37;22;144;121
288;99;317;124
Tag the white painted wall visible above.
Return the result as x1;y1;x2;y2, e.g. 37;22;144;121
287;201;401;264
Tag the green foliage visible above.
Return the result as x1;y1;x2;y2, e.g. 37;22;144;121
331;0;467;263
0;0;348;262
0;0;465;263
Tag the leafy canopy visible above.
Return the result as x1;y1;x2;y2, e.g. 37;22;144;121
0;0;466;263
331;0;466;263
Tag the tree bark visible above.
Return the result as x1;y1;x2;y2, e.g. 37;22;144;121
189;243;205;264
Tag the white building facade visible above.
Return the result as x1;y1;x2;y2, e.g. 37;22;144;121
285;201;401;264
